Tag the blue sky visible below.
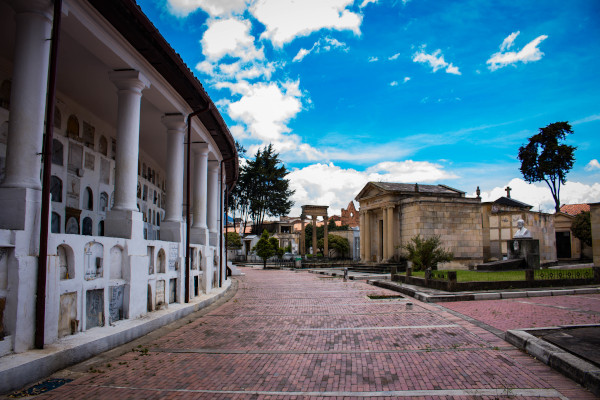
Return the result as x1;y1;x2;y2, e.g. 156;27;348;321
137;0;600;215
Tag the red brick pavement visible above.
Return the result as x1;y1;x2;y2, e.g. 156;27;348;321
442;294;600;331
35;269;596;399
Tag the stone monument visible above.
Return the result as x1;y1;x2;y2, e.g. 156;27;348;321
507;219;540;269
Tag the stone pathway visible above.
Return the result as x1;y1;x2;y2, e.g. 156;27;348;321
442;294;600;332
31;268;596;399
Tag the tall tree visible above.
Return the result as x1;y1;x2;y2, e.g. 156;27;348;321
245;144;294;233
517;122;576;213
252;230;276;268
227;141;249;235
571;211;592;247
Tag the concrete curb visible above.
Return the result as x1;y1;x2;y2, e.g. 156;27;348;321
0;280;234;394
505;327;600;397
369;279;600;303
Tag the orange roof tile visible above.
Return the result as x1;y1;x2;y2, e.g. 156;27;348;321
560;204;590;216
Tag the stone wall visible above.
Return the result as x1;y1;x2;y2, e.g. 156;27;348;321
488;211;556;263
399;196;483;269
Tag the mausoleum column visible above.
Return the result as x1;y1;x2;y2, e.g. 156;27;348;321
190;145;209;245
312;216;317;255
364;211;371;262
159;114;186;242
1;1;52;191
300;214;306;256
359;211;365;261
162;115;186;222
206;162;219;245
386;206;394;261
382;208;388;261
323;215;329;257
105;70;150;239
108;70;149;211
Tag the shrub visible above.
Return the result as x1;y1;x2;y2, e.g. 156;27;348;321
401;235;453;271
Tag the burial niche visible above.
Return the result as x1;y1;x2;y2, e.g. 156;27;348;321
86;289;104;329
50;176;62;202
57;244;74;280
67;115;79;140
157;248;166;274
84;242;103;280
58;292;77;338
110;246;124;280
109;285;124;324
51;212;61;234
83;187;93;210
82;217;92;236
52;139;63;166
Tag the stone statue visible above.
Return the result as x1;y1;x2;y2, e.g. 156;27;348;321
513;219;532;238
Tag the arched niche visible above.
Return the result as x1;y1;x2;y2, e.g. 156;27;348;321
157;248;166;274
52;139;63;166
0;79;11;109
84;242;103;280
83;187;93;210
82;217;93;236
98;220;104;236
98;135;108;156
67;114;79;140
110;245;124;280
50;176;62;202
51;212;61;234
54;106;61;129
99;192;109;213
57;244;75;280
66;216;79;235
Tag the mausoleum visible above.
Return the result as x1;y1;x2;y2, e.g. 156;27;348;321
0;0;238;355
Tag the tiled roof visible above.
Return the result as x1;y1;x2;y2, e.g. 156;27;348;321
493;196;533;210
370;182;462;194
560;204;590;216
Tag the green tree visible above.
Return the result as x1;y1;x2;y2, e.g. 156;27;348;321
401;235;453;271
571;211;592;247
269;236;284;259
227;141;249;235
518;122;576;213
225;231;242;250
318;234;350;258
252;230;276;268
241;145;294;233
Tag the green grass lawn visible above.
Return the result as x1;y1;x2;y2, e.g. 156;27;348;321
398;268;593;282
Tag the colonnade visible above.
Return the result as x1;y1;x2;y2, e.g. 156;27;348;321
0;0;222;243
299;205;329;257
359;205;396;262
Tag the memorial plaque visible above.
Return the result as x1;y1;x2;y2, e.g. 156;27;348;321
100;159;110;184
86;289;104;329
66;175;80;209
156;280;165;305
58;292;77;338
169;244;178;271
109;285;124;324
84;152;95;170
169;279;176;303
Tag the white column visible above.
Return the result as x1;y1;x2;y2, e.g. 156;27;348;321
109;70;149;211
104;70;149;239
382;208;389;261
162;114;186;221
190;145;208;245
160;114;186;242
1;1;52;190
207;161;219;246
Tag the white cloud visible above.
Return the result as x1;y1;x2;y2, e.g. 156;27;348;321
251;0;362;47
390;81;398;86
201;18;263;62
288;160;457;216
487;32;548;71
412;47;461;75
585;159;600;171
166;0;249;18
359;0;378;8
292;36;349;62
403;76;411;83
572;114;600;125
368;56;379;62
388;53;400;60
476;178;600;213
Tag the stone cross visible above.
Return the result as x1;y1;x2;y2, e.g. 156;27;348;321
505;186;512;198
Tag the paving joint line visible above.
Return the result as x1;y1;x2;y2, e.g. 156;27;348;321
150;346;513;355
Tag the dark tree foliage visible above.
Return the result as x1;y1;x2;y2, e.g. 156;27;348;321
252;230;276;268
517;122;576;213
401;235;453;271
227;141;248;234
228;144;294;236
571;211;592;247
225;231;242;250
304;221;349;252
317;234;350;258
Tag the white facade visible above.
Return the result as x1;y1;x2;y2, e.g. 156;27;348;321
0;0;238;354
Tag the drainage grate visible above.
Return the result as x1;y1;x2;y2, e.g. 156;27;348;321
367;294;404;299
8;378;73;398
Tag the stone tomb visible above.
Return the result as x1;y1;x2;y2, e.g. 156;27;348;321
86;289;104;329
507;238;540;269
109;285;124;324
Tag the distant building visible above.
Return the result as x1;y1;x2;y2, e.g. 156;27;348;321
341;201;359;227
555;204;592;260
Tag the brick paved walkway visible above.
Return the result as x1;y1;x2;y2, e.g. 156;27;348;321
34;269;596;399
442;294;600;332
